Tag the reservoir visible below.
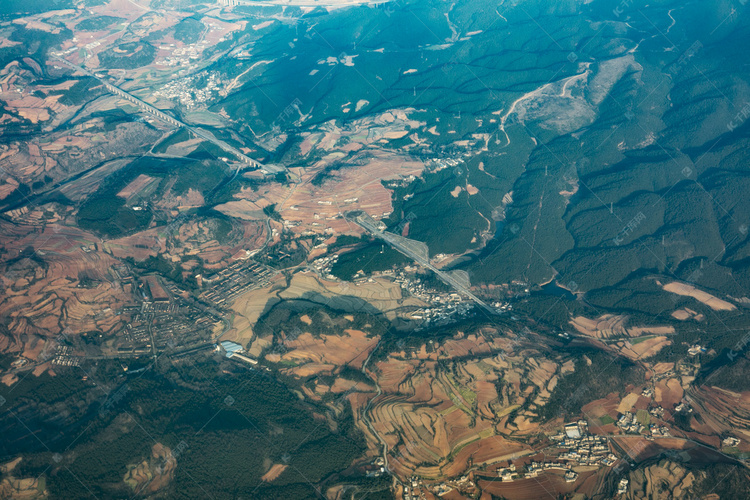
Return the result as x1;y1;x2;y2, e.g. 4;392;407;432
538;280;576;300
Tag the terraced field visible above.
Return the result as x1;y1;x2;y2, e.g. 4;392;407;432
2;0;750;498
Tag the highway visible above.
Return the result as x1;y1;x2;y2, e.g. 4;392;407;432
226;0;389;7
605;433;749;470
351;212;498;315
50;55;281;173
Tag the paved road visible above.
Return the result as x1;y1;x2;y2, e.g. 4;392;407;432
360;340;388;465
51;55;284;173
230;0;387;7
352;213;498;315
606;433;749;469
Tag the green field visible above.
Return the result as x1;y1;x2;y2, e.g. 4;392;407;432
153;128;191;154
636;409;651;426
631;335;656;346
599;415;616;425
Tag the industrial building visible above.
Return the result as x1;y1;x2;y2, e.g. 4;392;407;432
218;340;244;358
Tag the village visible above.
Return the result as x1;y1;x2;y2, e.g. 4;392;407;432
309;255;513;328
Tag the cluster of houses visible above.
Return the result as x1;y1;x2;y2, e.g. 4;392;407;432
617;477;629;495
391;270;477;325
51;344;81;367
495;421;620;487
674;402;692;414
617;409;670;438
153;72;222;109
432;474;475;498
403;476;424;500
648;423;672;438
617;412;646;434
550;423;618;468
309;254;339;280
525;461;578;481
